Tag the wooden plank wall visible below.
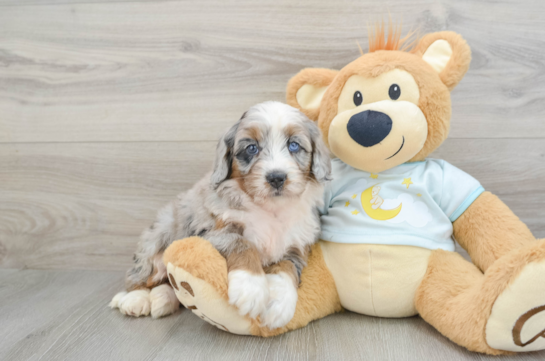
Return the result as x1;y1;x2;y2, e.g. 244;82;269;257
1;0;544;271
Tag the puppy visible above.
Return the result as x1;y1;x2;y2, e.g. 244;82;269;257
110;101;331;329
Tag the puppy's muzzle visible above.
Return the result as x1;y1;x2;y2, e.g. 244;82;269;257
347;110;392;147
266;172;287;190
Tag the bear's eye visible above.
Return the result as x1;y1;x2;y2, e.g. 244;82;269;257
353;91;363;106
389;84;401;100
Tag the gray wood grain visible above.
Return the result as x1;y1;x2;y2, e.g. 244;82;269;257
1;0;545;143
0;139;544;271
0;268;543;361
0;1;544;358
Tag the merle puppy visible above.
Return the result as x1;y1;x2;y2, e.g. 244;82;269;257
110;101;331;329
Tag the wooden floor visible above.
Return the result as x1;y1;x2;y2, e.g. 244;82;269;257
0;268;543;361
1;0;545;359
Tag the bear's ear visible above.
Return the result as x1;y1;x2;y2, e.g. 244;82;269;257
286;68;338;121
416;31;471;91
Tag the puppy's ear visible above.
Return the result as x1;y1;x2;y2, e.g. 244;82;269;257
307;122;332;183
416;31;471;91
211;116;241;188
286;68;338;121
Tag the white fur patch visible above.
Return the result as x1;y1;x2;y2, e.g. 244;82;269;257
109;291;127;309
150;284;179;318
260;272;298;329
228;270;269;319
112;289;151;317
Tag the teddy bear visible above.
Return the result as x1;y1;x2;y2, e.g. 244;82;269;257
163;27;545;355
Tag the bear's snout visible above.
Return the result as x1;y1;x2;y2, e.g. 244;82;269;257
347;110;392;147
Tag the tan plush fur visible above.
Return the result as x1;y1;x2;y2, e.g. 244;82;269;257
282;29;545;353
453;192;536;272
164;239;342;337
286;68;338;121
163;28;544;354
415;31;472;91
286;32;469;161
325;51;453;160
415;240;545;355
250;243;343;337
163;237;229;299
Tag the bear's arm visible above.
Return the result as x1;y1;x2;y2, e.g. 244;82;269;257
452;191;535;272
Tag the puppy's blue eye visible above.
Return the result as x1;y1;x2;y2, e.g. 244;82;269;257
246;144;258;155
288;142;300;152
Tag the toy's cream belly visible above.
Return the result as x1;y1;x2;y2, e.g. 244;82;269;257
320;241;432;318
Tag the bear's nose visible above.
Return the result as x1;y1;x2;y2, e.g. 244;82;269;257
347;110;392;147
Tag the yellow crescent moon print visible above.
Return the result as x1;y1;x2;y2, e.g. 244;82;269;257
360;185;402;221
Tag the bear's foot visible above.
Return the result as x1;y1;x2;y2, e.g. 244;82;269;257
486;242;545;352
164;237;253;335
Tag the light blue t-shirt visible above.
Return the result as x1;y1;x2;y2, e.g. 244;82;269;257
319;158;484;251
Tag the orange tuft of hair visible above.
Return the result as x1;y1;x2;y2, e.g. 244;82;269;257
367;18;419;53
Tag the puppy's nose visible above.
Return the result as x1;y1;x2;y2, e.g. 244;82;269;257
266;172;287;190
347;110;392;147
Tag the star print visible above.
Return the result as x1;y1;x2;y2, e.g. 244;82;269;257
402;178;413;189
370;174;378;179
417;193;422;197
351;210;359;215
345;201;350;207
351;194;357;199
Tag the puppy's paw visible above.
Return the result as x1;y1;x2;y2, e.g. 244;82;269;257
228;270;269;319
115;289;151;317
260;272;297;330
150;284;180;318
109;291;127;309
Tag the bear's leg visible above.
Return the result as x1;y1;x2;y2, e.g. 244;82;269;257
163;237;342;336
453;192;537;272
163;237;253;334
415;240;545;355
